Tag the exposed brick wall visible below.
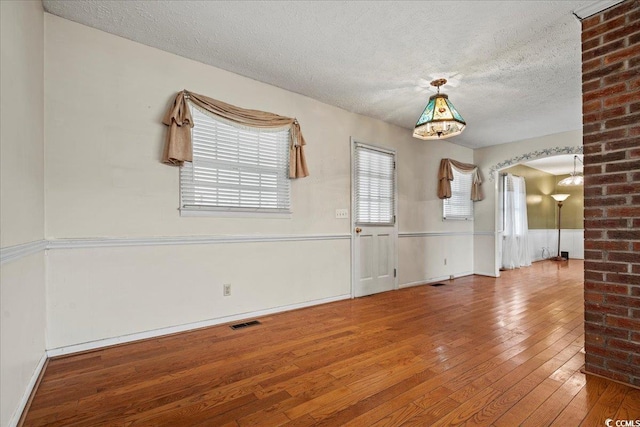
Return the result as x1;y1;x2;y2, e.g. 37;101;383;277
582;0;640;387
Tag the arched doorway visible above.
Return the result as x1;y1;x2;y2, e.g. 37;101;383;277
487;146;583;276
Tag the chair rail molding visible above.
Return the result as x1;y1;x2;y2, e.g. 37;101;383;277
0;240;48;265
399;231;475;238
1;235;352;262
46;233;351;250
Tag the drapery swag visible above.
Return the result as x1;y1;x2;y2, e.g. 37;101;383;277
437;158;483;201
162;90;309;179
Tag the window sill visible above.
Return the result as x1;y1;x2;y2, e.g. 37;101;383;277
180;208;292;219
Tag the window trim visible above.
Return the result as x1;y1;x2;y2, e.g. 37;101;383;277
179;103;292;218
353;142;396;226
179;207;292;219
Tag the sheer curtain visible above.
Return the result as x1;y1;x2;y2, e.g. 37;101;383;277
502;174;531;270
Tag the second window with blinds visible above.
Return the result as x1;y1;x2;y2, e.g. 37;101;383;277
180;104;291;217
443;167;474;220
354;144;395;225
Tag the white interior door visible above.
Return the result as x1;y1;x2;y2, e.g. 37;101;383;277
352;141;397;298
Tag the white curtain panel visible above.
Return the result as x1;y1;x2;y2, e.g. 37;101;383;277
502;174;532;270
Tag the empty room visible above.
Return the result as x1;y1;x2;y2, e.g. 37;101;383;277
1;0;638;426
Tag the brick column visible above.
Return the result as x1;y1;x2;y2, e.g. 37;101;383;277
581;0;640;387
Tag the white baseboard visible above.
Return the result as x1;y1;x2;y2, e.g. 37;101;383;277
473;270;499;277
9;353;47;427
400;271;474;289
46;294;351;358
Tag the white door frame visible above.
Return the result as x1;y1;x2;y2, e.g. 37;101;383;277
350;137;399;298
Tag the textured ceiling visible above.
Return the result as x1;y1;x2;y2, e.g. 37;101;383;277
42;0;596;149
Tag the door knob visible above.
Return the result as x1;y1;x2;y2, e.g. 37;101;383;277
355;227;362;233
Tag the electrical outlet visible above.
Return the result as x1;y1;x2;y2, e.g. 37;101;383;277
223;284;231;296
335;208;349;219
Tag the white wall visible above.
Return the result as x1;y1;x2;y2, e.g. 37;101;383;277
44;15;474;350
395;130;475;285
1;1;45;247
0;254;47;426
528;229;585;261
0;1;46;426
399;234;474;286
473;130;583;276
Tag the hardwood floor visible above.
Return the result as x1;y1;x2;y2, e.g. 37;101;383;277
22;260;639;426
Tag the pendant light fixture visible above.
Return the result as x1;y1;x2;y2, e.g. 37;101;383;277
413;78;466;140
557;155;584;186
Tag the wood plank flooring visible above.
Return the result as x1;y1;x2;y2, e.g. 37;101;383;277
22;260;640;426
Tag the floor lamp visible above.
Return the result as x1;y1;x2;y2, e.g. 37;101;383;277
551;194;570;261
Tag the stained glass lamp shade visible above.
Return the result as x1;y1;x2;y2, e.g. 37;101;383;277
413;79;466;140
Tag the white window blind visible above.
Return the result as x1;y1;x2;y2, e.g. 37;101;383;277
443;166;474;220
355;145;395;225
180;104;291;214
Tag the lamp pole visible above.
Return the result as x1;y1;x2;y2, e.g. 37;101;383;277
551;194;570;261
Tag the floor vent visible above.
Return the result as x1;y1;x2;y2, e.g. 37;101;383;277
230;320;261;330
431;283;446;287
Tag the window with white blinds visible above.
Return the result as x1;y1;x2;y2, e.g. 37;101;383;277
180;104;291;215
443;167;474;220
354;145;395;225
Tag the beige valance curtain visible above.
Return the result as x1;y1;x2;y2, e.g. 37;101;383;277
162;90;309;178
438;158;483;201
